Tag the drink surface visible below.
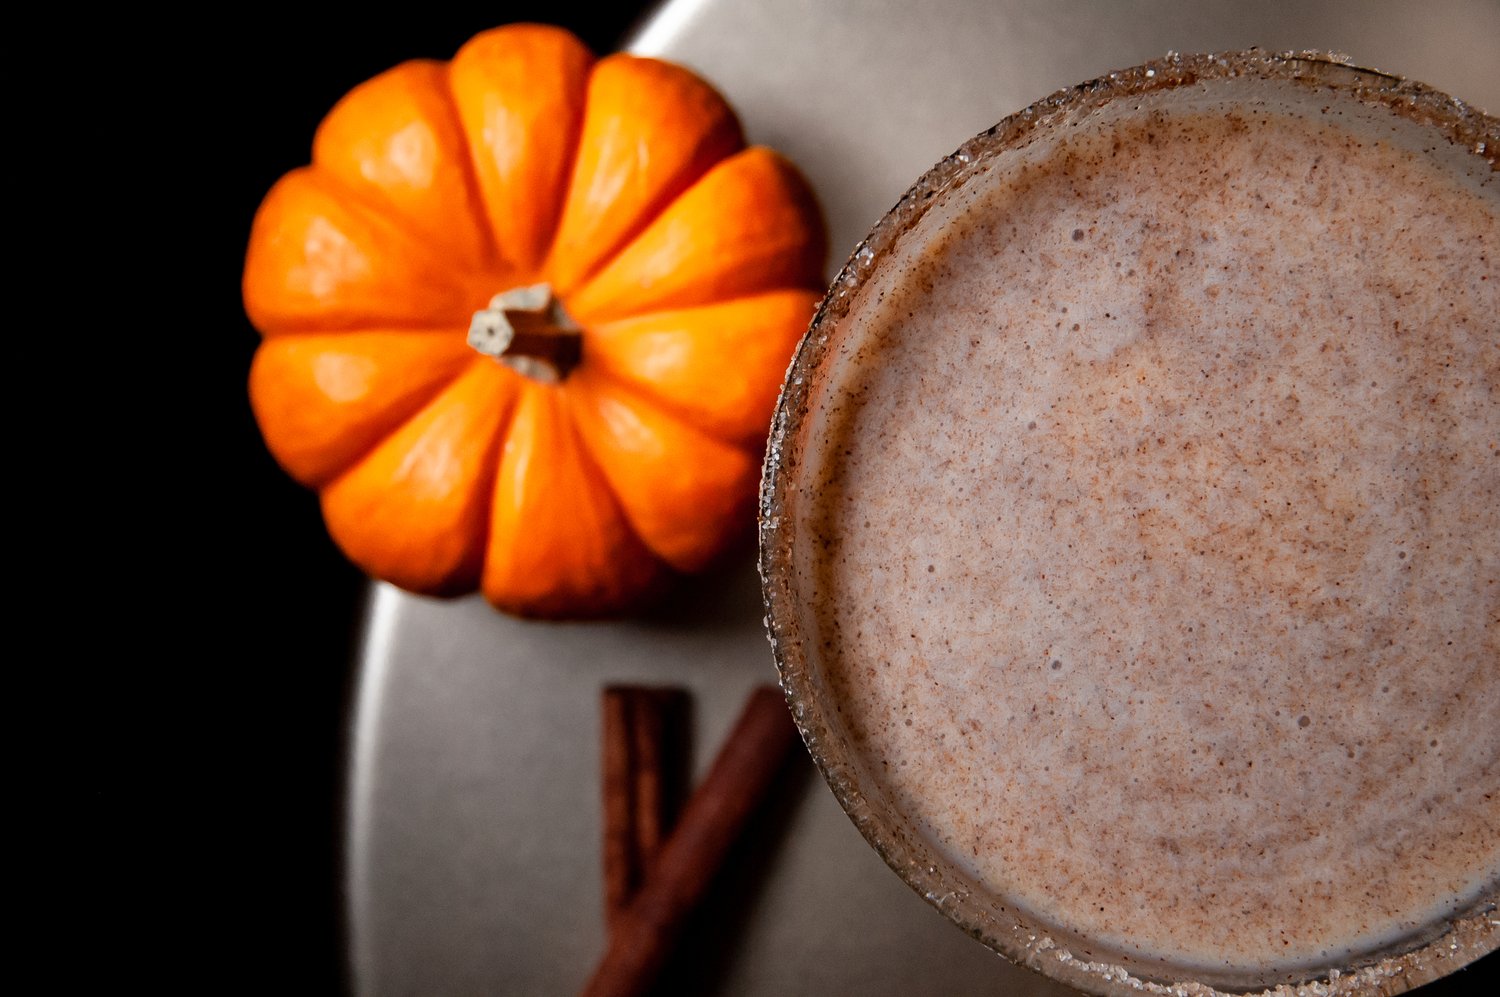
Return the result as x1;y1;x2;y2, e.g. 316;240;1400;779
799;97;1499;974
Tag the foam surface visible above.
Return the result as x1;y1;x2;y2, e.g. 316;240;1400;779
802;103;1499;973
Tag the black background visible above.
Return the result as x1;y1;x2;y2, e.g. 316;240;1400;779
108;3;1494;993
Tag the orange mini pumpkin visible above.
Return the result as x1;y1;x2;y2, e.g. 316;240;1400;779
244;24;827;617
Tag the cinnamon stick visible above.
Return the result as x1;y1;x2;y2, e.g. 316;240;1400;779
601;687;686;927
628;691;670;870
582;686;798;997
601;688;638;924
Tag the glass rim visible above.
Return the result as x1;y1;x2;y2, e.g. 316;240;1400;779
759;48;1499;997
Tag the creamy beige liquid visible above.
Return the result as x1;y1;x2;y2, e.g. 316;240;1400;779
801;100;1498;975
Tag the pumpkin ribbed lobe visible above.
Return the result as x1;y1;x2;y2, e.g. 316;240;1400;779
250;330;478;487
583;289;822;447
564;147;828;324
244;168;489;334
449;25;595;275
544;54;746;296
483;384;666;616
311;59;497;272
468;282;583;384
320;361;520;594
564;367;761;573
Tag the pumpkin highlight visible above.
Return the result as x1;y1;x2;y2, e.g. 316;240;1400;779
245;24;827;616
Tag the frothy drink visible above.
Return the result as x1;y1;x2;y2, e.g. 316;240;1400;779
764;56;1498;991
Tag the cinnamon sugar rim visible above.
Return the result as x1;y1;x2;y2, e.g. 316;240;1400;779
759;49;1498;997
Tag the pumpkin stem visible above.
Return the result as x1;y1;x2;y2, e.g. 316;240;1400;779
468;283;582;383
